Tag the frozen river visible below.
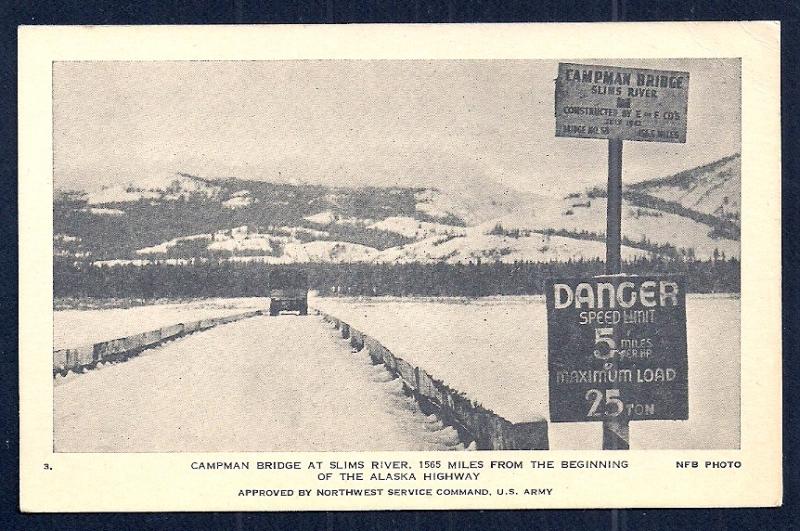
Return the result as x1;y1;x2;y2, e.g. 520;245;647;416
53;298;271;350
312;294;741;450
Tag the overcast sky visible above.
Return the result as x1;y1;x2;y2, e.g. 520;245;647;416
53;59;740;196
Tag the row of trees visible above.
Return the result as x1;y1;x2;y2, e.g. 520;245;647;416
54;256;740;300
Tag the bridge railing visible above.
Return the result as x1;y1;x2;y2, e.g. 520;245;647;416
53;310;263;377
317;310;549;451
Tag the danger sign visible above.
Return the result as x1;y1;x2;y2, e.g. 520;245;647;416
545;275;689;423
555;63;689;143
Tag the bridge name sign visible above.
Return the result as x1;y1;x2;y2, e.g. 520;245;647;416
555;63;689;143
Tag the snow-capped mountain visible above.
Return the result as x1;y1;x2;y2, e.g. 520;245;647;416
628;154;740;224
55;154;740;265
84;172;223;205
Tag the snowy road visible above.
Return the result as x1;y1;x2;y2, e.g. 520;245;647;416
54;315;462;452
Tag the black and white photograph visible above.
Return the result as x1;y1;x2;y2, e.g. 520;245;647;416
51;58;740;452
18;23;781;512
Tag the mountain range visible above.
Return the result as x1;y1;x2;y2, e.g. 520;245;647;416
54;154;741;266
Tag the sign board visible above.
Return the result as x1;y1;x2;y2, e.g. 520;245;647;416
555;63;689;143
545;275;688;423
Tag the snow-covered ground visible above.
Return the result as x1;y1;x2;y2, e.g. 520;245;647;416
414;189;465;222
207;232;274;253
282;240;379;262
53;297;270;350
54;315;463;452
222;190;256;209
634;154;740;221
100;201;734;265
412;184;540;226
367;216;465;240
374;229;647;264
132;225;374;261
85;187;160;205
304;210;336;224
85;173;222;205
225;241;380;264
482;196;739;259
79;207;126;216
311;294;741;450
52;294;739;451
92;258;195;267
136;233;213;255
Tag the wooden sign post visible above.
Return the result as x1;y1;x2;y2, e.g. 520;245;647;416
551;63;690;450
604;137;626;449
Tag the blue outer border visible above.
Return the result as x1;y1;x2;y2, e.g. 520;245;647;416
1;1;796;529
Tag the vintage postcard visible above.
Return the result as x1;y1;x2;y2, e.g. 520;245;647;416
19;22;781;511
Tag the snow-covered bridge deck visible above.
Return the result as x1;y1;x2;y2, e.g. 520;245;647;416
54;316;463;452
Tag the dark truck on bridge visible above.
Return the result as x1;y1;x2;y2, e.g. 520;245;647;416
268;270;309;316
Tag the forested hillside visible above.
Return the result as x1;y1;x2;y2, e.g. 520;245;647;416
54;154;742;296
